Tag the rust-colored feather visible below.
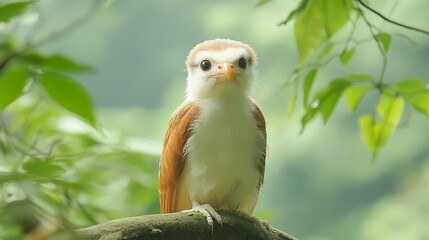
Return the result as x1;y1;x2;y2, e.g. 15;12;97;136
251;100;267;190
158;101;199;213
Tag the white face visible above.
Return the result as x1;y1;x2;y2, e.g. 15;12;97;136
185;47;256;100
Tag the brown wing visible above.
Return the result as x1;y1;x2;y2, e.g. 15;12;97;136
251;100;266;190
158;101;199;213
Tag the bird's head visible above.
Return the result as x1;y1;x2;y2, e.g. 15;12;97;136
185;39;258;100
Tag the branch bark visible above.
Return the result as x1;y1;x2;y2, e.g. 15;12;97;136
78;211;297;240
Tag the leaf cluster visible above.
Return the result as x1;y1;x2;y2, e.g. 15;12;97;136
260;0;429;158
0;1;158;237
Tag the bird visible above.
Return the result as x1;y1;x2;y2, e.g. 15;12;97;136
158;38;266;230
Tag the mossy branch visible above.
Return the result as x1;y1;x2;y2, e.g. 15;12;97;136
78;211;297;240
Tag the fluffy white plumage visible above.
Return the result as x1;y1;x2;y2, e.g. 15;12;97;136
185;40;257;100
158;38;266;229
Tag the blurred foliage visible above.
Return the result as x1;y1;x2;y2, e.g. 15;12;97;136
263;0;429;158
0;1;158;238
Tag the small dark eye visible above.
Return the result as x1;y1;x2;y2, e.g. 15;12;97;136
200;60;211;71
238;57;247;69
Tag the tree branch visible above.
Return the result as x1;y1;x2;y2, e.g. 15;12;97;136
78;211;298;240
357;0;429;35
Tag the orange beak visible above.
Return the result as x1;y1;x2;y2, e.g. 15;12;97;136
216;63;233;83
223;63;233;80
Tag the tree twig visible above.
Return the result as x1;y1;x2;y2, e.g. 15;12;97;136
0;0;101;71
32;0;100;48
357;0;429;35
359;8;388;84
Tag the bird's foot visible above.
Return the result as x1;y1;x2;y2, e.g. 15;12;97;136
182;203;222;233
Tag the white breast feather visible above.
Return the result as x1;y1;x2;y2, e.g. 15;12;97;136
182;97;261;211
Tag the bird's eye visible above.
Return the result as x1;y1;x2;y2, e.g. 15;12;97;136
238;57;247;69
200;60;212;71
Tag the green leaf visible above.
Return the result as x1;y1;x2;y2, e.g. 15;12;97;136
287;94;297;118
318;90;343;122
279;0;309;26
343;84;374;112
301;106;317;133
314;79;351;122
43;54;92;72
359;115;377;152
393;79;429;117
18;51;45;66
51;179;88;191
19;53;92;72
359;115;395;157
301;79;350;131
347;73;374;82
375;33;392;53
375;94;404;149
0;41;14;58
377;93;404;124
255;0;273;7
294;0;325;65
339;48;355;66
23;159;65;178
0;172;34;184
104;0;116;8
323;0;350;37
406;91;429;117
0;1;34;23
360;93;404;154
0;65;28;110
303;69;317;107
39;73;96;125
394;78;426;95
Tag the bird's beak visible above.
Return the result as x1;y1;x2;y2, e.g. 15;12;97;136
223;63;233;81
215;63;234;83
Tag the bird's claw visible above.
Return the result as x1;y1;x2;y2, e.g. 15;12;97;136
182;204;222;233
